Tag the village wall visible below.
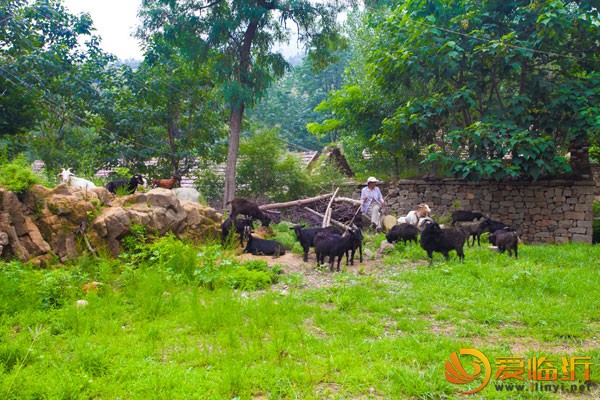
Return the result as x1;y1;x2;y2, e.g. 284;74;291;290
359;179;595;244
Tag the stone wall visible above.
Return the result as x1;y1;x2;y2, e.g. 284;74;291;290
369;179;595;244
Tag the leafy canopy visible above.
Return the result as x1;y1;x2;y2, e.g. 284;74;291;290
310;0;600;180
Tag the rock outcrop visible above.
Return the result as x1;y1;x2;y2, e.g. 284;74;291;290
0;185;222;264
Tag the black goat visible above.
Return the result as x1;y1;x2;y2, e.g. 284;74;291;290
496;232;519;259
227;198;271;227
221;217;254;246
105;174;145;195
451;210;484;226
420;221;466;262
243;229;286;257
346;226;363;265
291;225;340;262
489;228;519;258
313;227;362;272
386;223;419;244
455;221;481;247
475;218;510;246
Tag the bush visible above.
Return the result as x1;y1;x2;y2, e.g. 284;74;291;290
0;155;39;193
227;260;279;291
236;127;313;202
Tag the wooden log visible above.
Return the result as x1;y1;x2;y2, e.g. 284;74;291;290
322;188;339;228
303;207;348;230
333;196;361;206
258;193;334;211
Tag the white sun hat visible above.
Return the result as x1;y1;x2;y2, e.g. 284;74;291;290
366;176;379;184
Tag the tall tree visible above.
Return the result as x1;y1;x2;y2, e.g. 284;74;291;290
0;0;114;171
138;0;348;207
1;1;108;134
94;37;227;177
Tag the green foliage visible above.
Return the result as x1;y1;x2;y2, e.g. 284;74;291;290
194;165;226;203
248;55;349;151
311;2;600;180
227;260;279;291
307;156;349;194
0;155;39;193
237;127;311;202
120;224;152;264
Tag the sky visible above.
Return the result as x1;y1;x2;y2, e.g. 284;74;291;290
61;0;309;61
62;0;144;60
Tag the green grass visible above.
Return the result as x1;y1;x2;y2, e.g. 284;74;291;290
0;236;598;399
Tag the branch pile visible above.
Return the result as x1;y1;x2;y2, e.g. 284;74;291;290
259;192;363;228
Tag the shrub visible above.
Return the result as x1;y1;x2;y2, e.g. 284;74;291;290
148;234;199;282
0;155;39;193
236;127;313;202
227;268;274;291
227;260;279;291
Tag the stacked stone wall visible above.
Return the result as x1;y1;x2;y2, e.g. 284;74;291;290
364;179;595;244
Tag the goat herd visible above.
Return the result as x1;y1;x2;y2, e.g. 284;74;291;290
222;199;520;271
55;169;518;268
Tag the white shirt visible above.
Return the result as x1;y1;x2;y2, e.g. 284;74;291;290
360;185;384;213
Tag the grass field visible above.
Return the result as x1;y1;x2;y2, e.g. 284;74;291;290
0;227;598;399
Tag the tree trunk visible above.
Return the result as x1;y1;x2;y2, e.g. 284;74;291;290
223;104;244;209
167;118;179;174
222;18;260;210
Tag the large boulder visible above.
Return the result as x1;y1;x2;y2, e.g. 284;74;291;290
89;188;221;256
0;185;222;262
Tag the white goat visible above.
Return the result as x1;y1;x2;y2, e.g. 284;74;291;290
57;168;97;190
397;203;432;226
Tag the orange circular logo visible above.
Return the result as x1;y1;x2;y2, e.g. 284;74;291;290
445;348;492;394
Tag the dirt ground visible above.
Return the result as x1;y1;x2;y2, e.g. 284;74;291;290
237;246;426;290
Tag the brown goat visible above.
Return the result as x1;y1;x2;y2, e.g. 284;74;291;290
151;176;180;189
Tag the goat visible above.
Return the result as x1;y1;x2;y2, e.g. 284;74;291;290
291;225;340;262
57;168;97;190
475;218;510;246
243;228;286;256
451;210;484;227
221;217;254;247
490;228;519;258
105;174;145;195
313;227;362;272
420;220;466;262
227;197;271;227
455;221;481;247
346;226;364;265
386;223;419;244
151;176;180;190
398;203;431;226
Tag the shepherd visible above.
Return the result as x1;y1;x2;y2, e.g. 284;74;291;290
360;176;385;233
